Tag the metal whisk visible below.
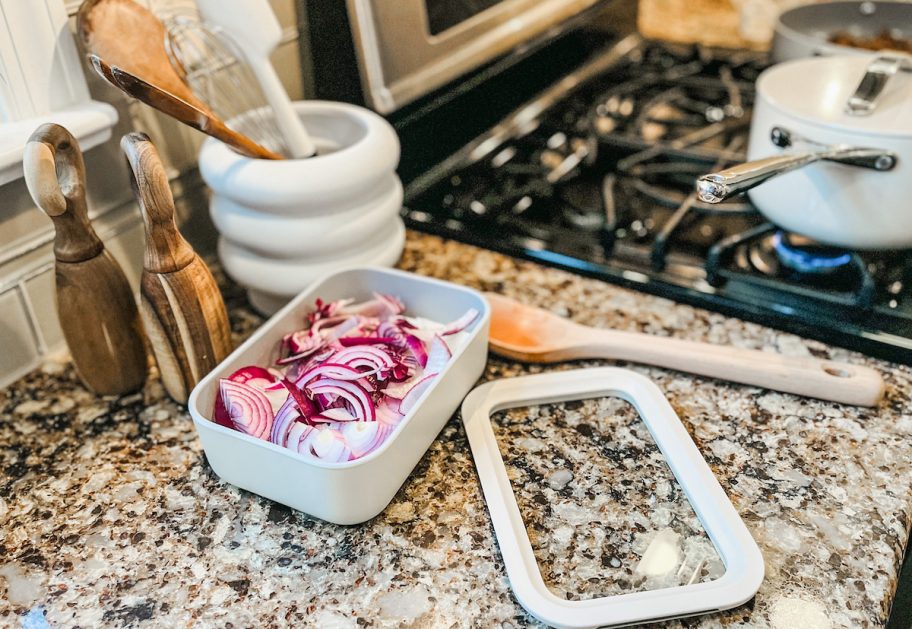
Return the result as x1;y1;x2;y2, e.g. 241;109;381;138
164;14;289;157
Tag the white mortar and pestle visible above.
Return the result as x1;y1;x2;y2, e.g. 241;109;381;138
195;0;404;315
198;101;406;315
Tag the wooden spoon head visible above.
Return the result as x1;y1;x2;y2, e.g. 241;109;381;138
485;292;582;361
77;0;210;113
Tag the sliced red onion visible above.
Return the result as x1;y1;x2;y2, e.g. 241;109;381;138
391;317;417;330
342;294;402;319
382;378;414;400
322;316;360;341
281;378;317;423
398;373;437;415
307;378;376;422
213;391;234;428
424;334;452;375
403;334;428;368
286;421;314;452
262;380;290;413
376;399;404;426
228;365;276;387
440;308;480;335
319;407;357;422
270;396;300;445
284;329;322;357
331;345;397;374
341;421;390;458
376;293;405;313
295;362;368;387
307;427;351;462
220;379;273;439
338;336;396;347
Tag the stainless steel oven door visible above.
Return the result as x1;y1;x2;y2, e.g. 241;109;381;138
346;0;601;113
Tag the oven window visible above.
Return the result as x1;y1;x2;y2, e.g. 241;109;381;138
425;0;509;34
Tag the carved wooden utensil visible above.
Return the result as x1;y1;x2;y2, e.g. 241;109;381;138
122;132;233;404
486;292;886;407
89;54;282;161
76;0;210;113
23;123;147;395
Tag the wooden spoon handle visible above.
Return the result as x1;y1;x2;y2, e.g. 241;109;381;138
88;54;282;160
585;328;885;407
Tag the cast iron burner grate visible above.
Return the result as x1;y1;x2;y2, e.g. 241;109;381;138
403;38;912;364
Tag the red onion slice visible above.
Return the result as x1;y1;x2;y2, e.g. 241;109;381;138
342;421;391;458
307;427;352;462
319;407;357;422
286;421;314;452
440;308;480;335
220;379;274;440
307;378;376;422
270;396;300;445
424;334;452;375
397;374;437;415
213;391;234;428
295;362;369;387
228;366;276;387
338;336;396;347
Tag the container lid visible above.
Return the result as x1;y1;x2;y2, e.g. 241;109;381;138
757;54;912;138
460;368;765;629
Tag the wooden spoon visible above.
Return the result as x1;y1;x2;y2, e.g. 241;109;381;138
89;54;282;160
486;293;885;407
77;0;209;113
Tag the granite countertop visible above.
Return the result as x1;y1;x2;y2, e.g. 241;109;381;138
3;232;912;628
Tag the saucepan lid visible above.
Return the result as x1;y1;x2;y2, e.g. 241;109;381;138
757;54;912;138
460;368;764;629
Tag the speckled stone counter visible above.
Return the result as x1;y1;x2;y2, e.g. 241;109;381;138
3;233;912;628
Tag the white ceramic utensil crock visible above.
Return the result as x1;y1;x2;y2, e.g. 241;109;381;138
697;55;912;250
199;101;406;313
187;267;490;525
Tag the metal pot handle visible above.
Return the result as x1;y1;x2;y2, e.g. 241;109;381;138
846;54;911;116
695;127;897;204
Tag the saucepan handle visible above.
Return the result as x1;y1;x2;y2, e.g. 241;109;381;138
846;54;911;116
696;127;898;204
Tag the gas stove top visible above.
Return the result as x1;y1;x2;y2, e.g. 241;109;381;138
402;36;912;364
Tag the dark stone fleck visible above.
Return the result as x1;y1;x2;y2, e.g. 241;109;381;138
268;503;292;524
227;579;250;596
102;602;154;623
130;532;145;544
197;536;212;551
277;557;292;567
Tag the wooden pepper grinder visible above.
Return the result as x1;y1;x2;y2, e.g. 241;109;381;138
23;123;147;395
121;132;232;404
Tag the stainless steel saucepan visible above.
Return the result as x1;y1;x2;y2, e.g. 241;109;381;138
773;1;912;62
697;54;912;250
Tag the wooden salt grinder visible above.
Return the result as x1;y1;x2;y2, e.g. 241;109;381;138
121;132;232;404
23;123;147;395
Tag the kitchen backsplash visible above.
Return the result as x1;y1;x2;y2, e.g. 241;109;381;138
0;0;308;387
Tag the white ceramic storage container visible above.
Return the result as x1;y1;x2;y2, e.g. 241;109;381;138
187;268;490;525
198;101;406;314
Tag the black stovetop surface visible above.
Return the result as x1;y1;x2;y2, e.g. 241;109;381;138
402;37;912;364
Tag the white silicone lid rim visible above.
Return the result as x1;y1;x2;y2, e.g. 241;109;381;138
460;368;765;629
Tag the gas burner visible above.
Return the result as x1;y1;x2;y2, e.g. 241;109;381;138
771;232;853;275
740;231;860;287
